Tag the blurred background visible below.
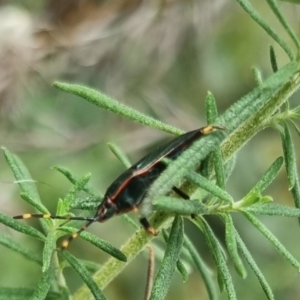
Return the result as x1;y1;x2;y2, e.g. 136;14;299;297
0;0;300;299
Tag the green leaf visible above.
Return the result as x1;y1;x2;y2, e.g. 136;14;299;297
60;227;127;262
2;147;50;233
269;46;278;73
265;0;300;49
186;172;233;203
52;165;100;197
0;212;45;241
280;123;297;190
0;234;42;265
235;231;274;300
224;155;236;181
107;142;132;168
78;259;102;273
205;92;219;123
290;174;300;224
30;266;55;300
70;195;100;211
153;196;208;215
176;260;189;283
121;214;140;231
244;203;300;217
243;211;300;270
213;148;226;189
53;82;182;136
0;288;62;300
63;173;92;208
238;193;264;208
20;192;50;215
223;215;247;278
62;251;107;300
42;232;57;272
205;92;226;189
150;216;184;300
195;217;237;300
161;229;188;282
249;156;284;194
0;287;33;300
235;0;294;60
2;147;41;203
183;235;218;300
252;67;263;86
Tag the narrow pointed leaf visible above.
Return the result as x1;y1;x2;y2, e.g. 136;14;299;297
176;259;189;282
2;147;41;202
107;142;132;168
52;165;100;197
62;251;107;300
205;92;219;123
0;288;33;299
70;195;101;210
2;148;50;233
53;82;182;136
161;229;188;282
244;203;300;217
290;175;300;224
42;232;57;272
290;120;300;138
195;217;237;300
252;67;263;86
205;92;226;189
79;259;102;273
0;288;61;300
223;215;247;278
187;172;233;203
153;196;208;215
265;0;300;49
235;0;294;60
280;123;297;190
150;216;184;300
64;173;91;208
30;266;55;300
239;193;264;207
20;192;50;215
183;235;218;300
235;231;274;300
224;155;236;181
243;212;300;270
0;212;45;241
269;46;278;73
121;214;140;230
213;148;226;189
0;234;42;265
249;156;284;194
61;227;127;262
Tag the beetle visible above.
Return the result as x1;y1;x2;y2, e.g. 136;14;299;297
14;125;224;249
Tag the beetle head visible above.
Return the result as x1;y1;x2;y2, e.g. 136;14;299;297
97;197;118;222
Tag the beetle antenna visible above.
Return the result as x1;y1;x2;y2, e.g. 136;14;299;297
61;217;99;249
13;213;96;222
13;213;99;249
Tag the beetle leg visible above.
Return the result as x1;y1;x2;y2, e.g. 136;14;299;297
132;206;139;213
140;217;159;236
172;186;196;219
172;186;189;200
